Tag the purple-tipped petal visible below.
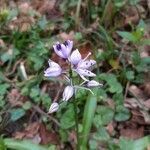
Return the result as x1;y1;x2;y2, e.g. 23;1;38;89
78;60;96;69
76;68;96;77
70;49;82;65
53;40;73;59
87;80;102;87
48;102;59;113
53;43;65;58
63;86;74;101
60;43;70;58
64;40;73;53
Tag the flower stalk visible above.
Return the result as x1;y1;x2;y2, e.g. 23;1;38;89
69;67;80;150
44;40;103;149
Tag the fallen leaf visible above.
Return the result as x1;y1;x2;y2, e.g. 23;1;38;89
13;122;41;144
120;126;144;139
7;89;25;107
39;123;59;145
59;31;75;41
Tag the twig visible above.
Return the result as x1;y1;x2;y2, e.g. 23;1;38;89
32;104;60;127
124;81;130;100
6;59;23;76
53;83;63;102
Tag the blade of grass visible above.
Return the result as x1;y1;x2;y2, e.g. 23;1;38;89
75;0;82;29
4;138;47;150
80;89;98;150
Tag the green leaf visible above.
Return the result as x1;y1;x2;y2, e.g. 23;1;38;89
129;0;140;5
113;93;123;105
99;73;123;93
117;31;137;42
29;86;40;98
38;16;48;29
126;71;135;81
93;106;114;127
4;138;47;150
0;83;10;95
93;127;110;141
41;93;51;111
141;39;150;45
60;104;75;129
119;136;150;150
89;139;98;150
0;96;5;107
0;52;12;63
97;89;107;101
80;89;98;149
59;129;68;142
115;106;130;121
10;108;26;121
0;138;7;150
23;101;32;110
74;32;83;40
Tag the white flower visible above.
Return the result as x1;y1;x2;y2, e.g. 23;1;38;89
70;50;96;81
86;80;102;87
63;86;74;101
48;102;59;113
44;60;62;77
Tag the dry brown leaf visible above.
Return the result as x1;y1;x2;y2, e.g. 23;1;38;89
120;126;144;139
129;85;146;100
18;2;32;15
13;122;41;143
7;89;25;107
123;6;141;26
143;99;150;109
39;123;59;145
59;31;75;41
106;122;115;136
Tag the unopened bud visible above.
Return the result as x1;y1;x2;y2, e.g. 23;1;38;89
87;80;102;87
63;86;74;101
48;102;59;113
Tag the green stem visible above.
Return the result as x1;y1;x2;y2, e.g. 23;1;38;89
69;66;80;150
73;96;80;150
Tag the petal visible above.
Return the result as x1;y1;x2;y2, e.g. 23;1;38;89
48;102;59;113
60;43;69;58
64;40;73;53
53;42;66;58
78;60;96;69
76;68;96;77
87;80;102;87
44;67;62;77
70;49;82;65
48;59;60;68
63;86;74;101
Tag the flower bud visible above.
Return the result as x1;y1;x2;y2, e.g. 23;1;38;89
48;102;59;113
63;86;74;101
87;80;102;87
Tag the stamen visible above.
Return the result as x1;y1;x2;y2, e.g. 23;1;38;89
83;52;91;61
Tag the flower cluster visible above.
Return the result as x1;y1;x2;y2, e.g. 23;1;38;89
44;40;102;113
